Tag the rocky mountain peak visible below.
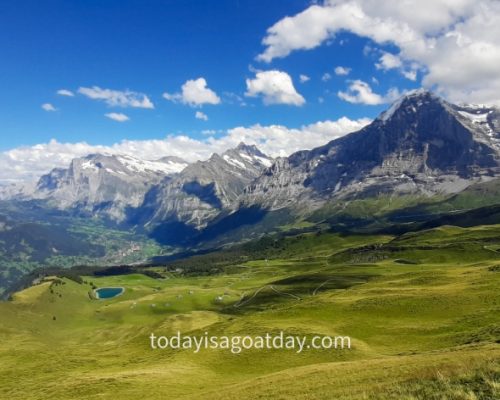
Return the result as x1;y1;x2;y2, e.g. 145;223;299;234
224;143;273;169
30;152;190;221
234;142;264;155
240;91;500;211
132;143;274;236
378;89;446;123
375;90;500;147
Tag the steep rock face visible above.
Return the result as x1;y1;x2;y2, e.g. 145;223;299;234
33;154;188;221
138;143;273;231
241;90;500;211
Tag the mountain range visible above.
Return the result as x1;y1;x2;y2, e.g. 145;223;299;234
2;89;500;250
240;90;500;210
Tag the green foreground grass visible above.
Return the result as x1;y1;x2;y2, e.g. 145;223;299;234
0;225;499;399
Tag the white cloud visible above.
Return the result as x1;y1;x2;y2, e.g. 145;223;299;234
105;112;130;122
321;72;332;81
402;69;417;81
163;78;220;107
222;117;371;158
338;80;400;105
375;52;417;81
334;66;351;76
195;111;208;121
376;52;402;70
299;74;310;83
257;4;343;62
41;103;57;112
0;117;370;182
57;89;74;97
257;0;500;104
257;1;428;63
78;86;154;109
245;70;305;106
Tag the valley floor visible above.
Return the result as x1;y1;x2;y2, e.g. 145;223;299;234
0;225;499;399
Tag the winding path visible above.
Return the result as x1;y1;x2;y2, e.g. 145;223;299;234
312;278;335;296
233;285;301;308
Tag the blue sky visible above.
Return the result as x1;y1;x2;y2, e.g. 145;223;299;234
0;0;417;151
1;0;498;182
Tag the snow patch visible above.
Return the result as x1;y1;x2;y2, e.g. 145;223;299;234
117;155;187;174
254;156;272;167
105;168;127;175
239;151;272;167
223;155;246;169
81;160;98;171
239;153;253;162
458;110;488;123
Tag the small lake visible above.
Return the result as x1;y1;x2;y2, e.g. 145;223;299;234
95;287;124;299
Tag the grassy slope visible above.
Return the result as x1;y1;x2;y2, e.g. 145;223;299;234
0;227;499;399
306;179;500;233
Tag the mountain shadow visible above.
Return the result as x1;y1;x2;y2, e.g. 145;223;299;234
182;181;222;209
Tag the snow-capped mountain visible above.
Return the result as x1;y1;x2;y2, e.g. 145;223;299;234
239;90;500;211
33;153;189;221
133;143;273;242
4;90;500;248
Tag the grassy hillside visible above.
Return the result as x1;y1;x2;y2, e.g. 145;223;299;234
5;178;500;298
306;178;500;232
0;225;498;399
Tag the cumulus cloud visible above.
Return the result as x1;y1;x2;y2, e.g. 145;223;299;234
105;112;130;122
195;111;208;121
321;72;332;82
338;80;400;105
57;89;74;97
375;52;417;81
0;116;370;182
245;70;305;106
41;103;57;112
299;74;310;83
257;0;500;104
78;86;154;109
257;1;435;62
163;78;220;107
334;66;351;76
402;69;417;81
375;52;402;70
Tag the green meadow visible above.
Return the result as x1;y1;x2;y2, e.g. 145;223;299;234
0;225;499;399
